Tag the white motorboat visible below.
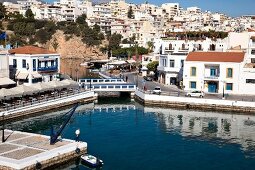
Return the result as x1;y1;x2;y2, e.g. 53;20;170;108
80;154;103;168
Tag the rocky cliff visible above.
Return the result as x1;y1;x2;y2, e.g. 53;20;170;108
45;30;107;61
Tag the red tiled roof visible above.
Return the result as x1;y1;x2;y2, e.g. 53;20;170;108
186;52;245;63
9;46;56;55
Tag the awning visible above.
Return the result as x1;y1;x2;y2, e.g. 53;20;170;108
16;72;28;80
32;73;42;79
0;77;16;86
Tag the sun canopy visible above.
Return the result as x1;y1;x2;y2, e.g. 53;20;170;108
0;88;22;100
30;82;53;92
12;84;39;96
47;80;67;89
61;79;79;88
0;77;16;86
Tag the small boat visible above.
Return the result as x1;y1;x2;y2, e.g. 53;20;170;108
81;154;103;168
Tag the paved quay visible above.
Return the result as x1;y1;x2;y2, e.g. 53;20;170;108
135;90;255;113
0;130;86;170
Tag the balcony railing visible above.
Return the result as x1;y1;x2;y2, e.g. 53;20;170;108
204;75;219;80
36;66;58;72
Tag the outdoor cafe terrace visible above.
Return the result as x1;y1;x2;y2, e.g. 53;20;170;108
0;79;80;111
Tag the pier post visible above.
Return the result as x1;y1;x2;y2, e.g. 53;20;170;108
2;113;4;143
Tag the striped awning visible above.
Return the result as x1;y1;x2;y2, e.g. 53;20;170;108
0;77;16;86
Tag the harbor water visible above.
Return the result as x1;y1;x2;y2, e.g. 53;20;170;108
7;99;255;170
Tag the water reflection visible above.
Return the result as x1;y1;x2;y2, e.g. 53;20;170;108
6;102;255;160
145;107;255;155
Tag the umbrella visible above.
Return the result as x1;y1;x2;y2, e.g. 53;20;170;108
61;79;79;88
0;88;22;100
47;80;67;90
30;82;53;92
12;84;39;96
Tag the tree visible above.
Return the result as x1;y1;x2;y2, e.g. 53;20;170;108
147;41;154;52
51;37;59;51
76;14;87;25
147;61;159;72
25;9;34;19
35;29;49;44
109;33;122;51
0;3;6;20
127;6;134;19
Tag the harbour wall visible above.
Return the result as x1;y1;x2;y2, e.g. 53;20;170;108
0;91;97;122
135;90;255;114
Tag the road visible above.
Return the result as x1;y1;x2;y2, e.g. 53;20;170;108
123;72;255;102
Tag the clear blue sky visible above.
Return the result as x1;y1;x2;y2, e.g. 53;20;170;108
127;0;254;17
44;0;254;17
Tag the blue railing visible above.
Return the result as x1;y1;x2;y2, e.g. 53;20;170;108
79;78;124;84
36;66;58;72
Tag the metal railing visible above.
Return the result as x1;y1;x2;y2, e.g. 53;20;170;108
79;78;124;84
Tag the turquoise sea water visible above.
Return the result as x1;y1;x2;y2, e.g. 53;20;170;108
8;100;255;170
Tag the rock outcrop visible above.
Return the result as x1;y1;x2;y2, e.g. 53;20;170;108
45;30;107;61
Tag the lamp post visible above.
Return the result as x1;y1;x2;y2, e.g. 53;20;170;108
75;129;80;142
222;80;225;99
2;112;5;143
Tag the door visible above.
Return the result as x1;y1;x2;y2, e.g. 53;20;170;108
208;83;217;93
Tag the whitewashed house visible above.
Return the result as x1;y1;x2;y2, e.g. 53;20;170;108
8;46;60;85
183;52;248;95
156;37;227;85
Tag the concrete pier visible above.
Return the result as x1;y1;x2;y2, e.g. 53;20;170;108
0;130;86;170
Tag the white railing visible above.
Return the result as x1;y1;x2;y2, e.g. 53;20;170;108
79;78;124;84
82;84;136;92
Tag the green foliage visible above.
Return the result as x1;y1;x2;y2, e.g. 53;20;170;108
127;6;134;19
25;9;34;19
109;33;122;50
51;37;59;51
147;41;154;52
13;22;35;36
35;29;49;44
147;61;159;72
112;46;149;57
0;3;7;20
34;20;47;29
76;14;87;25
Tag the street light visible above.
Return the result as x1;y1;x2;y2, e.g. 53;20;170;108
75;129;80;142
222;80;225;99
2;112;5;143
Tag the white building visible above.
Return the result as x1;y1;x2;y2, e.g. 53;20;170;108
0;51;16;88
8;46;60;85
183;52;248;95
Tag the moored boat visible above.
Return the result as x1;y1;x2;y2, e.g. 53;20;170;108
80;154;103;168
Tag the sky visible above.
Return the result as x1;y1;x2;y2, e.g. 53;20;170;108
43;0;255;17
127;0;255;17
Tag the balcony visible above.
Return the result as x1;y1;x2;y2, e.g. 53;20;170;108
204;75;219;80
36;66;58;72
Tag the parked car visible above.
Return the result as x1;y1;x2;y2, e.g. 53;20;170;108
143;76;153;81
185;90;204;98
153;86;161;94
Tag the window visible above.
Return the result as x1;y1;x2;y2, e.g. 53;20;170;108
210;68;216;76
251;50;255;55
13;59;17;68
191;67;196;76
181;60;184;67
226;83;233;90
170;60;175;67
251;58;255;63
33;59;36;69
227;68;233;78
45;61;48;67
22;59;26;68
190;81;196;89
162;58;167;67
38;61;41;68
246;79;255;84
51;60;54;66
